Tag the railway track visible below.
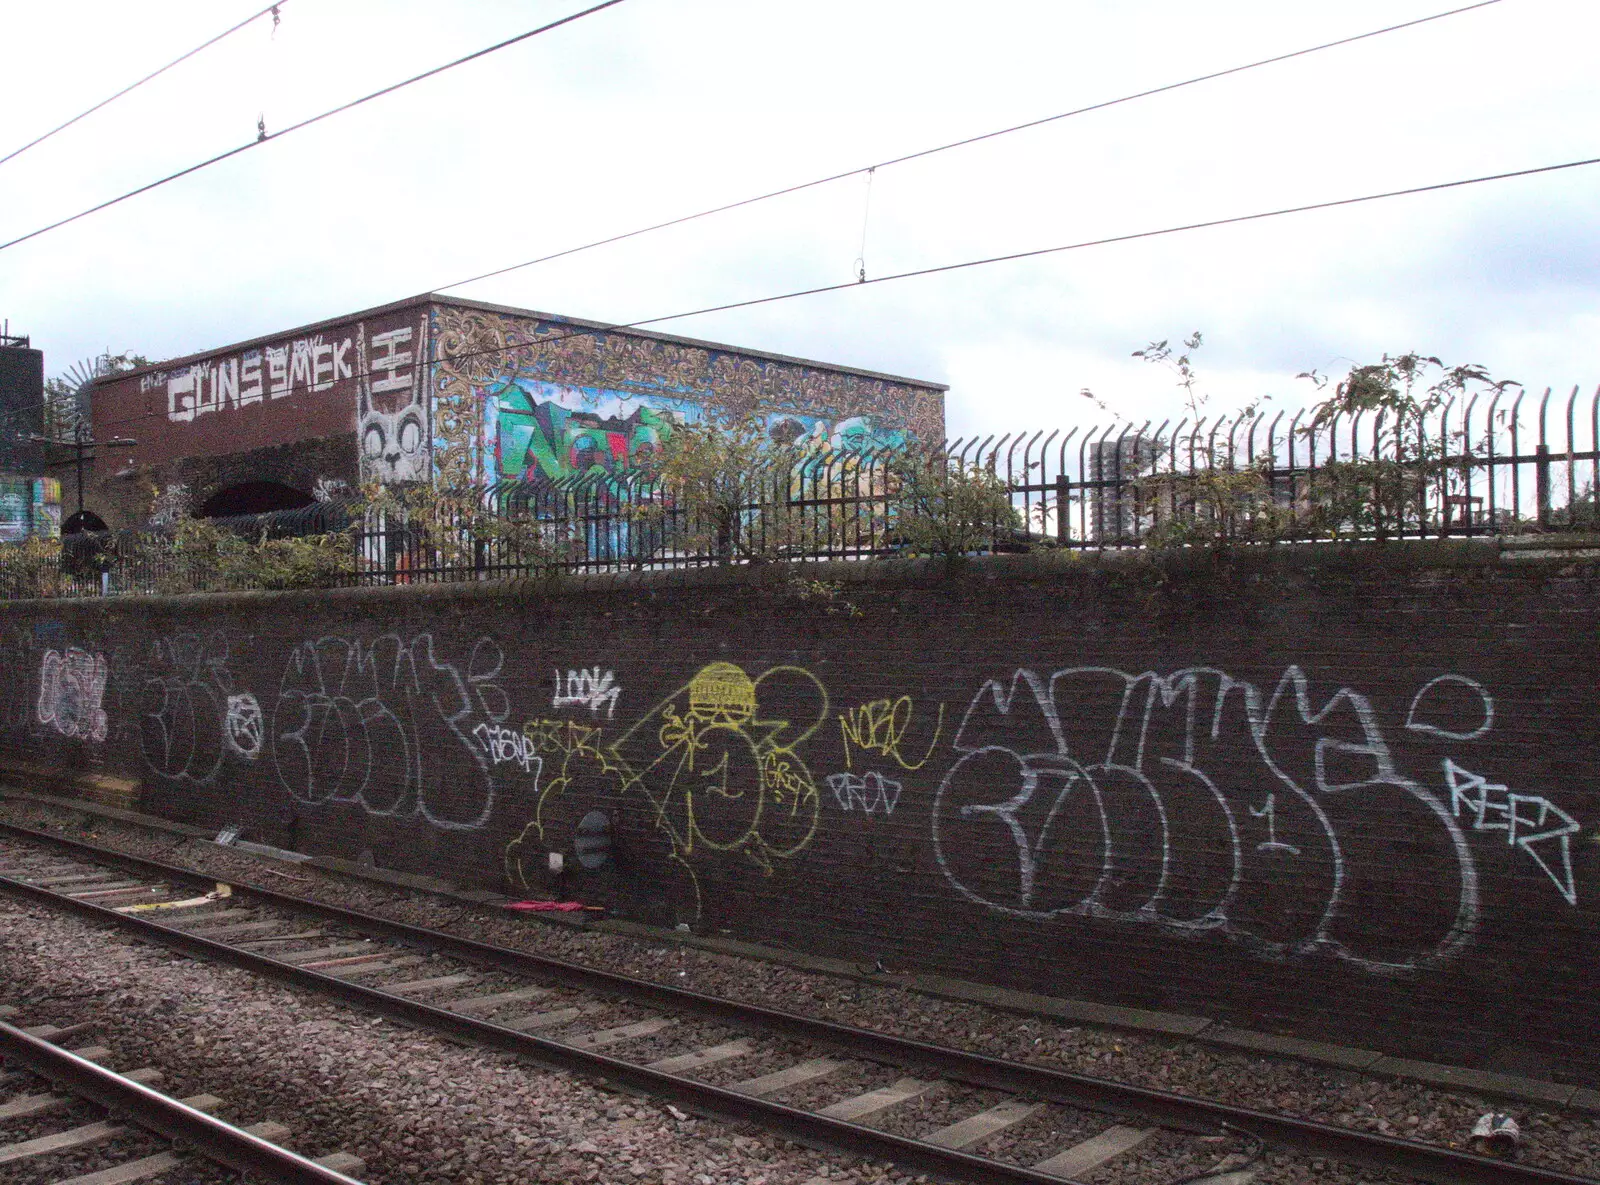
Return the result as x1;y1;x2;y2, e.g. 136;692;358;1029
0;819;1590;1185
0;1001;365;1184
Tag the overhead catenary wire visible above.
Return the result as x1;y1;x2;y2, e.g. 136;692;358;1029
431;0;1510;294
0;2;289;170
0;0;631;255
94;148;1600;432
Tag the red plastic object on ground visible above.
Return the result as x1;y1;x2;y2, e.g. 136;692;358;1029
503;900;590;912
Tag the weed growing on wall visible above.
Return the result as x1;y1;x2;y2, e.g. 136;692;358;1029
1296;353;1522;540
886;450;1022;559
784;575;865;618
1093;336;1526;549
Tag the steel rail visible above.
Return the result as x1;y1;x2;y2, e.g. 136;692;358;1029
0;819;1594;1185
0;868;1096;1185
0;1016;363;1184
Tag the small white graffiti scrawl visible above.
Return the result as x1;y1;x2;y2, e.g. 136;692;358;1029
827;771;903;815
553;667;621;718
224;692;264;760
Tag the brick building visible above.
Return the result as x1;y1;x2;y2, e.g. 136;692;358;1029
82;295;947;530
0;328;60;542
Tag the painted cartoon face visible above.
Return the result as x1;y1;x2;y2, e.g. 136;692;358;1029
356;316;429;484
362;406;427;482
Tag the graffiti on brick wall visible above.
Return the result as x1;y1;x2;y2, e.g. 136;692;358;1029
827;770;903;815
1406;674;1495;740
223;692;264;760
931;665;1506;974
838;695;944;771
271;634;516;831
1443;759;1579;904
611;662;826;863
37;648;108;742
553;662;826;918
138;632;250;783
147;332;354;423
504;718;618;891
473;722;540;775
552;667;622;719
357;316;431;483
148;482;191;529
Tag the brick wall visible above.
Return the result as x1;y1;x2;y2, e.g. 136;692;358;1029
3;541;1597;1079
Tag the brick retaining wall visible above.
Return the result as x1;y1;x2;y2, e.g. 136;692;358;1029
4;540;1597;1079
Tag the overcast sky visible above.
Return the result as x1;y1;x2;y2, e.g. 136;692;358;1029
2;0;1596;440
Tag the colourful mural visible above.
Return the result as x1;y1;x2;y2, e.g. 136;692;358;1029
485;379;911;493
490;382;675;491
0;478;60;543
429;303;943;495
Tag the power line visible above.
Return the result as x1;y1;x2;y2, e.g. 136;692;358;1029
0;2;289;170
0;0;631;255
96;148;1600;432
433;0;1510;293
619;153;1600;331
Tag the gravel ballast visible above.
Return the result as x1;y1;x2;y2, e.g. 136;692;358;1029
5;798;1600;1181
0;893;914;1185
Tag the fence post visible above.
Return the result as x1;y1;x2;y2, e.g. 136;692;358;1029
1054;474;1071;545
1536;444;1553;529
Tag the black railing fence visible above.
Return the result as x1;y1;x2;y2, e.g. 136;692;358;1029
5;384;1598;599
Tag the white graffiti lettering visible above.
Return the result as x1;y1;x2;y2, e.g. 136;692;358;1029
1444;759;1579;905
827;770;903;815
273;634;507;831
1247;792;1300;855
932;665;1480;974
1406;675;1495;741
36;648;108;742
139;632;235;784
474;722;540;775
553;667;621;718
160;331;357;423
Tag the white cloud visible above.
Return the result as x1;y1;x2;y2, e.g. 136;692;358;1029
1;0;1595;442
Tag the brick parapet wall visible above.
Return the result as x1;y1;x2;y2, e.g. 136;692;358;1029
4;538;1598;1079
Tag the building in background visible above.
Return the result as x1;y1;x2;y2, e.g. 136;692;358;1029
0;327;60;543
84;295;947;530
1086;433;1158;542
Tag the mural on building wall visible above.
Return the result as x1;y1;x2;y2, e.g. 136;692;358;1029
107;310;429;479
0;478;60;543
430;304;941;495
486;379;909;494
356;315;431;483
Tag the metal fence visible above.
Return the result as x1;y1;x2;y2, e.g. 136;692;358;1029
4;383;1597;599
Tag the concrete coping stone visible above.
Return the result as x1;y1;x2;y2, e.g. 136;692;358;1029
1367;1055;1577;1109
17;533;1598;614
906;974;1212;1038
1201;1024;1384;1071
4;785;1597;1110
0;784;211;841
1501;547;1600;562
304;854;456;895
